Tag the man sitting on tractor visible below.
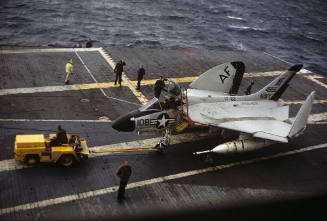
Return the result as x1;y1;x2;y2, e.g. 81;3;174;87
50;125;68;146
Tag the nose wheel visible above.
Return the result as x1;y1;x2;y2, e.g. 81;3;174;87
155;129;171;154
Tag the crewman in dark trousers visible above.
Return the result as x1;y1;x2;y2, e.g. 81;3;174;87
86;39;93;48
116;160;132;202
136;64;145;90
114;60;126;87
154;76;167;99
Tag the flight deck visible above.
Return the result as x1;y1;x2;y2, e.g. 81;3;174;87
0;46;326;220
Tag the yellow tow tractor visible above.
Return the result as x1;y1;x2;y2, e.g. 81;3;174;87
14;134;89;167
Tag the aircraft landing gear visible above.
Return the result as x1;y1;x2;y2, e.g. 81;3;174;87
155;129;171;154
204;154;214;164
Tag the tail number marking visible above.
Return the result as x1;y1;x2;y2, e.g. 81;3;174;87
219;66;231;84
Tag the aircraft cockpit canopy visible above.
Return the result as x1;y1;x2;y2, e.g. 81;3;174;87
138;98;162;111
165;79;181;97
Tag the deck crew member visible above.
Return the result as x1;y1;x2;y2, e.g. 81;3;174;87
65;59;74;85
114;60;126;87
154;76;167;99
116;160;132;202
245;81;254;95
136;64;145;90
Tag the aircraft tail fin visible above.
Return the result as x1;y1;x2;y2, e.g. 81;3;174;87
189;61;245;95
249;64;302;100
288;91;315;138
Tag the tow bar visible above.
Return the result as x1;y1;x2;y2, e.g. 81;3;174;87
91;146;162;153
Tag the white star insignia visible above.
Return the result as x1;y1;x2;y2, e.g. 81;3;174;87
157;114;169;128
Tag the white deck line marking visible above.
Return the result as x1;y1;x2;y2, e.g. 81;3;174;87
1;142;327;216
307;112;327;123
282;100;327;105
74;50;140;106
0;119;111;123
244;69;312;77
289;112;327;124
263;52;292;65
74;49;108;98
0;85;73;96
300;68;315;74
0;112;326;124
0;48;100;54
98;47;149;104
1;109;327;173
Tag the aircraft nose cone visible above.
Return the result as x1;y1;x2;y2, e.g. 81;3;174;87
111;111;137;132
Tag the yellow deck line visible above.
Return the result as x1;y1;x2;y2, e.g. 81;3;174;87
72;82;116;90
304;75;327;89
1;82;326;105
2;73;325;96
282;100;327;105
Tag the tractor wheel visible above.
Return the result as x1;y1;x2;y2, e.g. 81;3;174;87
25;155;39;165
59;155;75;167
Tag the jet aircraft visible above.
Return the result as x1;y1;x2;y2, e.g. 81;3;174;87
112;61;315;155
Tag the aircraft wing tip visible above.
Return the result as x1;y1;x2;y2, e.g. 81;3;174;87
288;64;303;72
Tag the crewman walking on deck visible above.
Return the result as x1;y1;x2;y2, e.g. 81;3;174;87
116;160;132;202
114;60;126;87
154;76;167;99
65;59;75;85
136;64;145;90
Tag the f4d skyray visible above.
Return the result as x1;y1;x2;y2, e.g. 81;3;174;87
112;61;315;155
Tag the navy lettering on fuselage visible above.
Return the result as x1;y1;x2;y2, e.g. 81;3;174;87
266;87;277;92
260;93;269;99
275;78;285;86
136;114;176;129
136;119;156;126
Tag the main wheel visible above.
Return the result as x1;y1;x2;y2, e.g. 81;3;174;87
204;154;214;164
59;155;75;167
25;155;39;165
155;143;167;155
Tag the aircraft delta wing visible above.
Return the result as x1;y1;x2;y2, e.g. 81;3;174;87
189;64;316;155
112;61;315;155
192;91;315;143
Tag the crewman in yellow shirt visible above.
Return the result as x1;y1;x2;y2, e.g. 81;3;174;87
65;59;75;84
